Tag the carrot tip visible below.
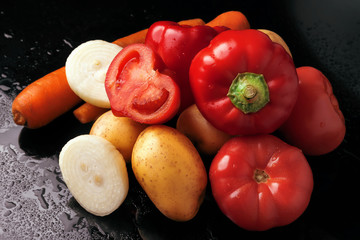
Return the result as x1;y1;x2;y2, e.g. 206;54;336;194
12;110;26;126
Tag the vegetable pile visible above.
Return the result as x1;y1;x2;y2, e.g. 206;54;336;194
11;11;346;232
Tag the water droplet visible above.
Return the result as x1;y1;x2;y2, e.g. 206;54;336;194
63;39;73;48
3;210;12;217
0;85;10;91
58;212;82;232
3;33;13;39
4;201;16;209
32;188;49;209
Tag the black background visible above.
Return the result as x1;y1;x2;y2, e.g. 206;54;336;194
1;0;360;239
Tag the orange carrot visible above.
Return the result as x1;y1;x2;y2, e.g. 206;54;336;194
206;11;250;30
178;18;205;26
73;18;206;124
12;67;82;129
112;28;149;47
73;102;108;124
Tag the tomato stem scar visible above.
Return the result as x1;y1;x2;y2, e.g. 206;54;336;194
254;169;269;183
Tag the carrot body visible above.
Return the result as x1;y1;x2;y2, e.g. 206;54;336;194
73;102;108;124
206;11;250;30
178;18;205;27
112;29;148;47
12;67;82;128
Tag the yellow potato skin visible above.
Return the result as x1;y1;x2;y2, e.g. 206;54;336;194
176;104;232;155
90;110;147;162
132;125;207;221
258;29;292;57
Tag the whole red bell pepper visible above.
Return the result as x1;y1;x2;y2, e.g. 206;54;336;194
279;66;346;155
145;21;225;111
209;134;314;231
105;43;180;124
190;29;298;135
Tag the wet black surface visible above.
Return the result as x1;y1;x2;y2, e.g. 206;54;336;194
1;0;360;239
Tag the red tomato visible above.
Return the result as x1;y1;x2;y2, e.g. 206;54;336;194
209;135;314;231
279;66;346;155
105;43;180;124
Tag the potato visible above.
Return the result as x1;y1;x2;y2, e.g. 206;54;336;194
90;110;147;162
258;29;292;57
176;104;232;155
132;125;207;221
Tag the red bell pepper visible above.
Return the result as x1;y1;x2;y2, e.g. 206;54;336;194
105;43;180;124
145;21;225;111
279;66;346;155
189;29;299;135
209;134;314;231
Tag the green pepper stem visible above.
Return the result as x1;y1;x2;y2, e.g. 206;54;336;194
243;85;257;99
227;72;270;114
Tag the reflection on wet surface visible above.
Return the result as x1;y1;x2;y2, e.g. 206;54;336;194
0;90;174;239
0;128;90;238
0;90;90;238
0;85;144;239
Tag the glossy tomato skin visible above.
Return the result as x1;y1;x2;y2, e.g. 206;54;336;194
279;66;346;155
190;29;298;135
209;135;313;231
105;43;180;124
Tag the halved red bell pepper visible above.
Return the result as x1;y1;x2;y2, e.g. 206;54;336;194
145;21;225;111
105;43;180;124
209;134;314;231
190;29;299;135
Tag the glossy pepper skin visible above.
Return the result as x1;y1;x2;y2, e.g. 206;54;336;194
209;135;314;231
105;43;180;124
189;29;298;135
279;66;346;155
145;21;225;112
